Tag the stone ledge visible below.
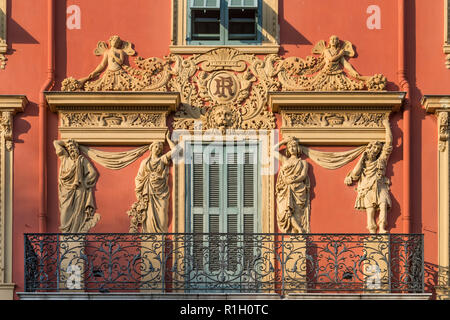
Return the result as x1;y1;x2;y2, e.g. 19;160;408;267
0;283;15;300
17;292;432;300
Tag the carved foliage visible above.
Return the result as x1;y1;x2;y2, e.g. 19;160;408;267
284;112;388;128
61;36;387;131
438;111;449;152
0;112;13;151
60;112;165;128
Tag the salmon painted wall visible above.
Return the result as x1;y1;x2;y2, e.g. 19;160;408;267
278;0;403;234
0;0;447;295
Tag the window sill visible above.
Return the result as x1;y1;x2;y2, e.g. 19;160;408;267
169;44;280;54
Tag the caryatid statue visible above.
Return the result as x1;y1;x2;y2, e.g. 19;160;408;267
274;137;311;233
128;132;179;233
344;118;393;233
54;139;100;233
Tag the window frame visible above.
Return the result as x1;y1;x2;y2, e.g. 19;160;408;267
170;0;279;54
184;141;261;234
187;0;262;46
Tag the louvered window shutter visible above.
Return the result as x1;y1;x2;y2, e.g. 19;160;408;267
228;0;258;8
191;0;220;8
243;149;257;232
188;143;259;279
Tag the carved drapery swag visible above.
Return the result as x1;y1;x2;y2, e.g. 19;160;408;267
61;35;387;132
275;142;386;234
79;145;149;170
300;145;366;170
55;142;152;233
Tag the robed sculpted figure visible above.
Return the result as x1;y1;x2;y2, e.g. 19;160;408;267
344;118;392;233
128;132;178;233
54;139;100;233
275;137;310;233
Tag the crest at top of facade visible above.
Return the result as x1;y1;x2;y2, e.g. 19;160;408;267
61;35;387;131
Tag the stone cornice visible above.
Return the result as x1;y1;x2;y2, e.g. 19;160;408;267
269;91;406;113
0;95;28;113
422;95;450;113
45;91;180;113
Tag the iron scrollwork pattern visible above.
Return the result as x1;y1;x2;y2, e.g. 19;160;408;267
24;233;424;294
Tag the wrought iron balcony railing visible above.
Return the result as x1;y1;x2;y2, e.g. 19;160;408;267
24;233;424;295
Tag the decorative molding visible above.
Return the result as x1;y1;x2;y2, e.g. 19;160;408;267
423;94;450;300
169;45;280;55
0;95;27;299
0;0;7;69
439;112;449;152
60;112;166;128
277;36;386;91
170;0;280;54
444;45;450;69
270;92;405;113
270;91;405;145
283;112;388;128
61;36;388;134
45;92;179;145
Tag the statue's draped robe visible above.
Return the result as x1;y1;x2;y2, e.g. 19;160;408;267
135;154;170;233
58;154;98;233
347;143;392;210
276;157;310;233
85;49;133;91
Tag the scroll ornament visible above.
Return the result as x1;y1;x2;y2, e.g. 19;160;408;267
61;35;387;133
277;35;387;91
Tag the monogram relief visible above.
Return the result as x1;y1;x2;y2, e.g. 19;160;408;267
208;72;240;103
61;35;388;132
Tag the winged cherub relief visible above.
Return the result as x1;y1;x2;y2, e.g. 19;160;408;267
62;35;136;91
279;35;387;91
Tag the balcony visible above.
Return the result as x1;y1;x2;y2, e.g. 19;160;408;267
21;233;427;300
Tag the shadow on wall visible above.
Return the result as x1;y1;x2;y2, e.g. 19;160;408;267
276;0;312;55
5;0;40;55
424;262;447;299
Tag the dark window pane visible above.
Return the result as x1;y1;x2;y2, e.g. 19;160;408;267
228;8;257;40
191;9;220;40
